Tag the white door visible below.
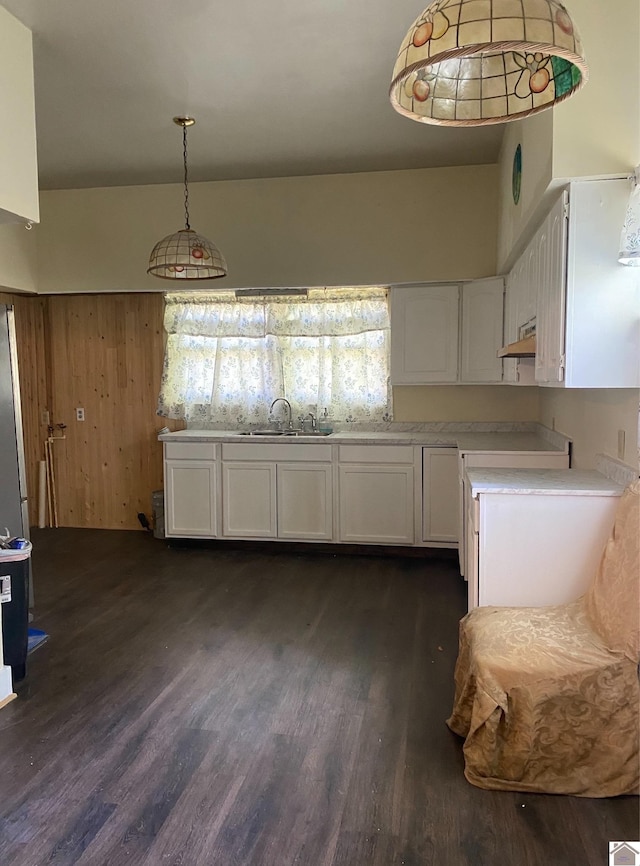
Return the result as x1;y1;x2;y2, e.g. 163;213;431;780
390;285;459;383
460;279;504;383
277;463;333;540
165;459;217;538
422;448;459;544
222;462;277;538
339;464;414;544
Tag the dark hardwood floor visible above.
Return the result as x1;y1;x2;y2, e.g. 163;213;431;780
0;529;636;865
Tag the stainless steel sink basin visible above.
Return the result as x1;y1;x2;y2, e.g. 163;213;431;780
235;429;331;437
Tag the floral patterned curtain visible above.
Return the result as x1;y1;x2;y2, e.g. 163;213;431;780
158;288;391;425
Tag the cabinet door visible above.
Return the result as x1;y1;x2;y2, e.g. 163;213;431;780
390;285;459;384
460;279;504;383
536;192;568;385
277;463;333;540
339;464;414;544
422;448;458;544
165;459;217;538
222;462;276;538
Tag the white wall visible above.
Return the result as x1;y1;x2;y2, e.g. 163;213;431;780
539;389;639;470
36;164;499;293
552;0;640;179
394;386;539;423
0;222;38;293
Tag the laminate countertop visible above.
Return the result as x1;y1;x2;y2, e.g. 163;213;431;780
159;429;568;454
467;468;624;497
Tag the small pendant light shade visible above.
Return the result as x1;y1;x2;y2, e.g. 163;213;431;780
148;229;228;279
618;171;640;267
390;0;588;126
148;117;227;280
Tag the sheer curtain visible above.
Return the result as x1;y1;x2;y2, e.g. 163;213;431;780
158;288;391;425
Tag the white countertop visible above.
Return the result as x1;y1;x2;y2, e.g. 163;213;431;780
467;468;624;497
159;428;567;453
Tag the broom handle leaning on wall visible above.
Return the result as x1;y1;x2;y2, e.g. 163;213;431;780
45;440;53;528
38;459;46;529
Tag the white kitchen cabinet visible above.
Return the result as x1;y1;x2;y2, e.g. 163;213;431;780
338;445;415;544
390;285;459;383
460;279;504;383
466;473;622;610
503;252;536;385
164;442;218;538
0;7;39;224
535;191;568;385
221;442;333;540
390;280;504;385
277;463;333;540
506;177;639;388
422;447;458;545
222;462;277;538
457;449;570;575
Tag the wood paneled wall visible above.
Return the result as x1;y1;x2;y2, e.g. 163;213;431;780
1;292;184;530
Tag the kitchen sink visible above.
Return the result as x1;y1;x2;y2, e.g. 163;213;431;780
235;429;331;437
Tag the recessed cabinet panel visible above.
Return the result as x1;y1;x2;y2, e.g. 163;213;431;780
339;464;414;544
222;462;277;538
165;459;217;537
422;448;458;543
460;279;504;383
390;285;459;384
277;463;333;540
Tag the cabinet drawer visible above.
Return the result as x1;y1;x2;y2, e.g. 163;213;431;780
164;441;217;460
338;445;414;464
222;443;331;462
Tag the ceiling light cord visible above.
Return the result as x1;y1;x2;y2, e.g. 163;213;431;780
182;123;190;231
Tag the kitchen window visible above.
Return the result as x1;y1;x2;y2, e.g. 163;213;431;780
158;288;391;425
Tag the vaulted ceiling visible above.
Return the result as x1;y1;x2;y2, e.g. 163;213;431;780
2;0;504;190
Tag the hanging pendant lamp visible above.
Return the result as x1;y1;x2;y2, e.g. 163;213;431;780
148;117;227;280
390;0;588;127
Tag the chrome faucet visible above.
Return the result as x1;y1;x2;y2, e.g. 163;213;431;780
307;412;317;431
269;398;293;429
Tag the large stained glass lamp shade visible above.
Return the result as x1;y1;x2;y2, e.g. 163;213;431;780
390;0;588;126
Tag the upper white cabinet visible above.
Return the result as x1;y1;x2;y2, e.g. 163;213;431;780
460;279;505;383
390;285;459;383
506;177;639;388
390;280;504;385
0;7;39;224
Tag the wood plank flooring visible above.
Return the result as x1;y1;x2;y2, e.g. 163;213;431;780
0;529;637;865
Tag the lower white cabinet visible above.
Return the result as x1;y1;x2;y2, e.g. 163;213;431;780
164;441;218;538
422;447;458;545
222;462;277;538
221;443;333;541
165;459;217;537
457;450;570;575
467;485;621;610
277;463;333;540
338;444;415;544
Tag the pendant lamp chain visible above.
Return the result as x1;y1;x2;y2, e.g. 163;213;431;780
182;122;191;232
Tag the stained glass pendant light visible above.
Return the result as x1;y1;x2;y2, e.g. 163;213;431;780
390;0;588;126
148;117;227;280
619;168;640;266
